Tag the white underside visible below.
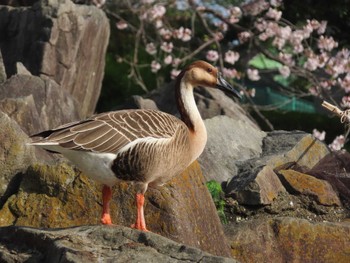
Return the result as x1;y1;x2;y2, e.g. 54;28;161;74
32;143;119;186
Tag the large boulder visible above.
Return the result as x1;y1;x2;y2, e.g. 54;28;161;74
199;116;266;183
225;217;350;263
0;0;110;117
0;74;80;135
0;225;237;263
0;111;37;210
226;131;331;205
0;161;232;257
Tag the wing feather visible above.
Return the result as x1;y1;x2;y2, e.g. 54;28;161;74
31;109;185;154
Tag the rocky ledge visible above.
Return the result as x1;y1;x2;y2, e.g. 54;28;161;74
0;225;237;263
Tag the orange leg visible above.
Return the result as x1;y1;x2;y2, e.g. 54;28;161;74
131;193;149;231
101;185;112;225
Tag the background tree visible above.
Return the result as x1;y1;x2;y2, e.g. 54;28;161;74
95;0;350;150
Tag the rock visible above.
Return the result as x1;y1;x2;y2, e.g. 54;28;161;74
16;62;31;75
0;225;237;263
199;116;266;183
226;131;330;205
0;74;80;134
278;169;341;206
0;0;110;117
307;151;350;208
228;166;286;205
0;50;5;83
0;111;37;208
225;217;350;263
0;161;232;257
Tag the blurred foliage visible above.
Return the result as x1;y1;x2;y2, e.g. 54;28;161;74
206;180;227;224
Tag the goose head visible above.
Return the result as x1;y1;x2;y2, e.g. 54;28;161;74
181;60;241;99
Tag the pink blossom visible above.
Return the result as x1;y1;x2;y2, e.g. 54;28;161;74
116;20;128;30
255;19;266;32
141;0;154;3
279;65;290;78
146;43;157;55
329;135;345;151
278;26;292;39
317;21;327;34
272;37;286;49
304;55;319;71
174;27;192;42
247;68;260;81
266;8;282;21
341;95;350;108
151;60;161;73
147;5;166;21
307;19;320;30
255;18;267;32
222;68;240;79
171;69;181;79
313;129;326;141
238;31;251;43
270;0;282;7
224;51;240;65
318;36;338;51
339;74;350;92
159;28;172;40
155;19;163;28
206;50;219;62
164;55;172;65
229;7;242;23
278;52;295;66
160;42;173;53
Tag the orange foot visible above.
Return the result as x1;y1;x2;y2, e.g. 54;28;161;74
131;223;149;232
101;213;112;225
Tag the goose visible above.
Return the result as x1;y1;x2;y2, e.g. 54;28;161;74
29;60;241;231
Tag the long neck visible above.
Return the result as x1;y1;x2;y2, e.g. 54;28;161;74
175;73;202;132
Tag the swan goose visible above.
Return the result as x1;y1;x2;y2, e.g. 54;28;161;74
29;60;241;231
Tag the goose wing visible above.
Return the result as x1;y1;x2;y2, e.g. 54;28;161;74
31;109;185;154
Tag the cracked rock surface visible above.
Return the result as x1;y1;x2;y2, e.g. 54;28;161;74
0;225;237;263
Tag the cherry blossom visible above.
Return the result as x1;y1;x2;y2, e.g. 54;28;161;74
170;69;181;79
279;65;290;78
151;60;161;73
160;42;173;53
147;5;166;21
163;55;172;65
229;7;242;24
172;58;181;67
222;68;240;79
159;28;172;40
224;51;240;65
318;36;338;51
174;27;192;42
317;21;327;34
278;52;294;66
341;96;350;108
206;50;219;62
329;135;345;151
247;68;260;81
116;20;128;30
146;43;157;55
266;8;282;21
312;129;326;141
238;31;251;43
